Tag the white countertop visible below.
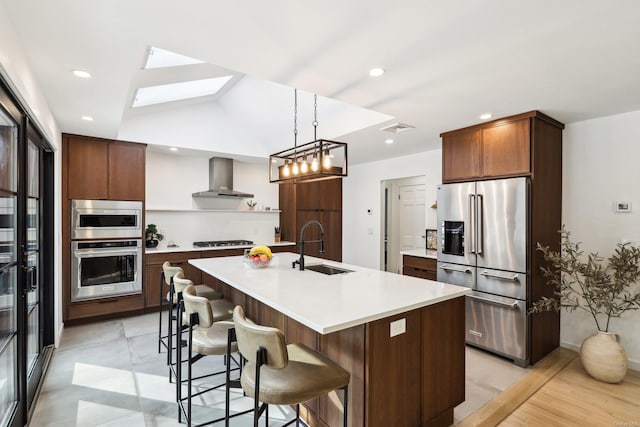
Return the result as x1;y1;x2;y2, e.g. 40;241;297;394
400;249;438;259
146;240;295;255
190;252;469;334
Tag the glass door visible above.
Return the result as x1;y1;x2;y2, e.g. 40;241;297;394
24;128;44;412
0;96;20;427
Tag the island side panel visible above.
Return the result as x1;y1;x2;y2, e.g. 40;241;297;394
421;296;465;427
364;310;423;426
286;317;321;419
319;325;366;427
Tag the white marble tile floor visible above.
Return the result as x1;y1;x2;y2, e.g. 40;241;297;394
29;312;528;426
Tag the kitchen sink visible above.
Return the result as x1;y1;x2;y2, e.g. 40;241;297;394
305;264;353;275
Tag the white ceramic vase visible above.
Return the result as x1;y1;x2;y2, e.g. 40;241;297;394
580;331;628;383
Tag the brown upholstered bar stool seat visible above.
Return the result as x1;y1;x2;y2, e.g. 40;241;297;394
233;305;350;426
176;284;243;426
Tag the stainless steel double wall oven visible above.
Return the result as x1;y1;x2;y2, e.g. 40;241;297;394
70;200;143;301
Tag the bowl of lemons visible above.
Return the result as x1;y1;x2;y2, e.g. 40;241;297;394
243;245;273;268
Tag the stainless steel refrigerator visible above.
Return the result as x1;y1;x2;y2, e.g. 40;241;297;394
436;177;529;366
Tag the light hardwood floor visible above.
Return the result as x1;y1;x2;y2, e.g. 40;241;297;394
459;347;640;427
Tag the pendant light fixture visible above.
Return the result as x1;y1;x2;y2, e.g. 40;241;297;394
269;90;348;183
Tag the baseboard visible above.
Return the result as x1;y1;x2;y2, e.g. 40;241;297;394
560;341;639;371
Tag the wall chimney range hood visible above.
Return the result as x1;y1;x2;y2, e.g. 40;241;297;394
192;157;254;198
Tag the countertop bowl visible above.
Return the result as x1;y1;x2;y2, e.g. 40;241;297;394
244;254;272;268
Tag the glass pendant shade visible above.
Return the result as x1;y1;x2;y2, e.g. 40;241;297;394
269;139;347;183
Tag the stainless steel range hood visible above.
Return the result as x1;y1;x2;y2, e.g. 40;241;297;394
192;157;255;198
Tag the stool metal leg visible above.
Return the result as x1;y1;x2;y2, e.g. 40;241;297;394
343;385;349;427
158;272;164;353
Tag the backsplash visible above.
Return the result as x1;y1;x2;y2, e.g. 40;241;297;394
146;210;280;249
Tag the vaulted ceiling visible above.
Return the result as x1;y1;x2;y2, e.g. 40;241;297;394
3;0;640;163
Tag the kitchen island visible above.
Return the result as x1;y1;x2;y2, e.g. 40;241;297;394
190;252;470;427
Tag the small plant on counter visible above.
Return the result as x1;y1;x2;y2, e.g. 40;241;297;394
246;200;257;210
145;224;164;248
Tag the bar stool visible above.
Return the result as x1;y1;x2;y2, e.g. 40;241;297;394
176;284;247;426
158;261;223;363
233;305;351;427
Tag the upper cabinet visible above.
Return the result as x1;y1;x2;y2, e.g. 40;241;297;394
441;111;561;183
296;179;342;211
64;134;146;201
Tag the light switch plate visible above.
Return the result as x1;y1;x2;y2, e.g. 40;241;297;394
390;318;406;337
614;201;632;213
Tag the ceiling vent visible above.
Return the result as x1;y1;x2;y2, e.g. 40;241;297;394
380;122;415;133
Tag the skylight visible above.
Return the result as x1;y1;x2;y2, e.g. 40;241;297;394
143;46;204;69
131;76;233;108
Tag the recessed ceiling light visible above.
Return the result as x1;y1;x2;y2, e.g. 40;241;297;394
131;76;233;108
170;147;178;151
385;139;394;144
369;68;385;77
72;70;91;78
81;116;94;121
480;113;492;120
144;46;204;70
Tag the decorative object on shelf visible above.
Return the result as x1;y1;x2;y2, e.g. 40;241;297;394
246;200;257;210
144;224;164;248
426;229;437;250
531;228;640;383
244;245;273;268
269;90;347;183
430;201;437;209
274;226;281;243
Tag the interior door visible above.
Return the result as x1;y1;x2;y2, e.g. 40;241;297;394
0;97;21;426
476;177;528;273
398;183;426;251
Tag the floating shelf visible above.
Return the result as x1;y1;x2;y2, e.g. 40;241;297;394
146;208;281;213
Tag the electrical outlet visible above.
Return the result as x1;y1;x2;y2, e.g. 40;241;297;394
390;318;406;337
367;227;373;235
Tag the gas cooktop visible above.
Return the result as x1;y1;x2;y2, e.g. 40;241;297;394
193;240;254;248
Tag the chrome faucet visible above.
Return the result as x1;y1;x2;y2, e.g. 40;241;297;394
292;220;325;271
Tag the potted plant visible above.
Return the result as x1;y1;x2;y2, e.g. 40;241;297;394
532;228;640;383
145;224;164;248
246;200;257;210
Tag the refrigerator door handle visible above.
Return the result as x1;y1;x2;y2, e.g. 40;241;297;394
440;264;473;274
476;194;483;255
468;194;476;254
467;294;519;309
479;270;520;282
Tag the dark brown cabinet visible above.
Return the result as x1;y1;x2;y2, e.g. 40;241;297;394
144;251;204;309
402;255;436;280
64;134;145;201
440;110;565;365
62;133;147;323
108;142;146;200
280;178;343;262
66;135;109;199
442;113;542;182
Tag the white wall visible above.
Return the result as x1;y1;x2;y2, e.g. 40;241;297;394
0;5;63;345
343;150;442;269
146;151;281;247
562;110;640;370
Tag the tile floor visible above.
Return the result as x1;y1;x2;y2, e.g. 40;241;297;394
29;312;528;426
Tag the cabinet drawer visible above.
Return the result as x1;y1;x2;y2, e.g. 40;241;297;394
403;266;437;281
67;294;144;320
403;255;436;271
145;251;201;265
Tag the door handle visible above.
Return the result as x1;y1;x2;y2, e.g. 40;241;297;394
468;194;475;254
467;294;519;309
23;265;37;292
440;264;472;274
479;271;520;282
476;194;483;255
